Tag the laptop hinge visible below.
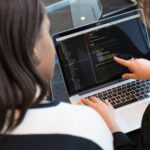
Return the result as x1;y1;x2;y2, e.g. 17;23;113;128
79;79;126;96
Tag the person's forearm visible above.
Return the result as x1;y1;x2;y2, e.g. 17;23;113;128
109;120;121;133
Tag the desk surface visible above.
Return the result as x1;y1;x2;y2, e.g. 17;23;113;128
44;0;135;34
44;0;102;34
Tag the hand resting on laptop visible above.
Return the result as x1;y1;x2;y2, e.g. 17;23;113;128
80;97;120;133
80;56;150;133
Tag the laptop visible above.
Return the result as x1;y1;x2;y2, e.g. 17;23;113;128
53;9;150;133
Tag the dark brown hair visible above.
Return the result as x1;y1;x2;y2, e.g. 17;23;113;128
0;0;48;133
137;0;150;28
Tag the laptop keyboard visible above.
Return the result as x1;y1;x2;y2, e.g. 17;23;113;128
85;80;150;108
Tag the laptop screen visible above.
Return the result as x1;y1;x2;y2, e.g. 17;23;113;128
53;10;150;96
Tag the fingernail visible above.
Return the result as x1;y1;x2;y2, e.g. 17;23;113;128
122;75;126;78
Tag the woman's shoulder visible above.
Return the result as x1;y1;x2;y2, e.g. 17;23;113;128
52;102;109;127
10;101;113;150
49;102;113;149
31;101;111;131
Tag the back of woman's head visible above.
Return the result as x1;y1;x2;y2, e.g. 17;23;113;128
0;0;48;133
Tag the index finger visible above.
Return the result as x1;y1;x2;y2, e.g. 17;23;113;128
114;56;130;67
80;98;96;108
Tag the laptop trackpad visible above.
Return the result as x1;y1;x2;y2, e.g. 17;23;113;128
116;101;150;133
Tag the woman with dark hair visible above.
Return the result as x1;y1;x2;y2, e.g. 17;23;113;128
0;0;113;149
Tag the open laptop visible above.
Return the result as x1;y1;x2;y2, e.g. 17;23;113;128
53;9;150;133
